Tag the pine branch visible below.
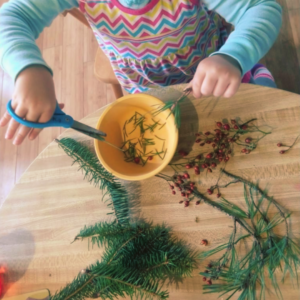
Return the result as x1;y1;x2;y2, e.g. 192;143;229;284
56;138;130;225
52;222;197;300
221;169;289;236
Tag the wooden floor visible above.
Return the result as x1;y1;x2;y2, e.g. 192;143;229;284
0;0;299;208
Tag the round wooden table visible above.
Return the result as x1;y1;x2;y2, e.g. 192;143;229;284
0;84;299;300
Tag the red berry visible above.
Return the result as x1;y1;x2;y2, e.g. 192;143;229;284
207;168;212;173
207;280;212;285
179;150;187;157
195;170;200;175
205;131;211;136
190;182;195;187
183;173;190;179
172;191;176;195
231;119;236;124
241;148;247;153
216;122;222;128
203;277;207;282
242;125;248;130
218;157;223;162
201;239;208;246
196;154;202;160
206;153;213;159
170;185;174;190
200;143;205;146
245;150;251;154
194;166;199;171
214;129;222;134
206;140;212;144
223;124;230;130
217;193;221;198
178;187;182;191
134;157;140;164
185;194;189;198
178;180;183;184
218;149;223;153
277;143;282;147
212;143;216;148
196;201;200;205
221;143;226;149
201;164;207;169
245;138;252;144
207;189;213;195
228;138;234;143
186;189;192;194
224;156;230;162
184;200;189;207
234;125;239;130
177;175;182;180
181;192;186;197
190;185;195;190
195;139;201;143
280;150;286;154
185;164;192;169
211;163;216;168
214;138;220;142
174;183;179;187
148;156;153;161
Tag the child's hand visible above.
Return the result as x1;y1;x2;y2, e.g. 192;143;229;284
0;66;63;145
189;55;242;98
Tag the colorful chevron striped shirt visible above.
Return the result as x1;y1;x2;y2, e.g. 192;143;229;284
79;0;229;93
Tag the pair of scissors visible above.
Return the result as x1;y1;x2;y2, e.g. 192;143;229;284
6;100;107;141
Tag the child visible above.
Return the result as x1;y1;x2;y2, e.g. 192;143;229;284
0;0;282;145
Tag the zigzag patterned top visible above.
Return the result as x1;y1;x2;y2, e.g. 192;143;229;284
79;0;228;93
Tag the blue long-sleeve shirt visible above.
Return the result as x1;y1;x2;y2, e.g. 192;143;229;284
0;0;282;80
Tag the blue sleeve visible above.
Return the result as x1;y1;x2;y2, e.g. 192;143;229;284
203;0;282;75
0;0;79;80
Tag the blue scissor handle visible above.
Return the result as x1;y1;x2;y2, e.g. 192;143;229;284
7;100;74;129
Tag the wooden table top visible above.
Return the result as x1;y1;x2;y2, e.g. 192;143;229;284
0;84;299;300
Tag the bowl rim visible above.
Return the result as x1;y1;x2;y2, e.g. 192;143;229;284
94;93;178;181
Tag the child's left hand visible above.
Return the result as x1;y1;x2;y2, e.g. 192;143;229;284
188;55;242;98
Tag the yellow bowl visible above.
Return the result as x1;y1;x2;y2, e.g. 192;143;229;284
94;93;178;181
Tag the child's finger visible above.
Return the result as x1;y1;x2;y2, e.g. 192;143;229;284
13;124;34;145
223;79;240;98
192;73;205;98
0;111;12;127
201;75;217;96
213;80;229;97
5;106;28;139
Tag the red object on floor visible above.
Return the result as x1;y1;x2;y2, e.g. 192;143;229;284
0;266;6;298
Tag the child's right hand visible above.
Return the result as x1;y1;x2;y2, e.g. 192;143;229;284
0;66;63;145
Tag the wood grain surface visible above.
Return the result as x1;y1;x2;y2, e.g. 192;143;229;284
0;0;300;208
0;84;299;300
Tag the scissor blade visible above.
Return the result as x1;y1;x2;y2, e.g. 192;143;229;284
71;120;107;141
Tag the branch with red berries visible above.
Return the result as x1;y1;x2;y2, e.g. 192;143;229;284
170;118;271;177
277;134;300;154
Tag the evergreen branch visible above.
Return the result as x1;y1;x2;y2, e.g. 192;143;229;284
221;169;289;236
56;138;130;225
64;275;96;300
193;190;254;235
72;221;134;246
107;228;144;264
